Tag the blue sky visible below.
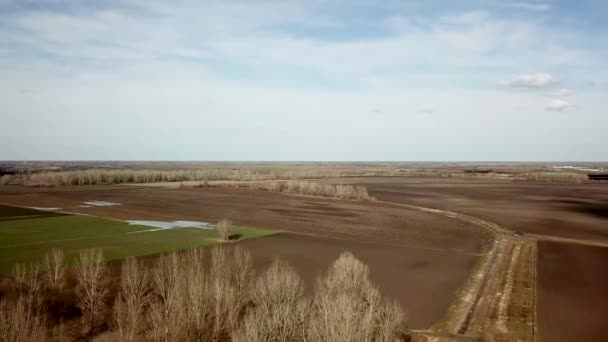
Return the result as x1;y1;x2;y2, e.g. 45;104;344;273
1;0;606;161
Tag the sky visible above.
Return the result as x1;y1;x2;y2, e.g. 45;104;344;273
1;0;607;161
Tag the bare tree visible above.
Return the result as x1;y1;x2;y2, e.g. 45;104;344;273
182;248;210;340
308;252;408;342
233;258;309;342
75;249;109;333
148;253;184;342
208;246;236;340
217;219;233;241
0;297;46;342
12;263;41;299
114;257;149;342
230;246;254;316
43;248;65;290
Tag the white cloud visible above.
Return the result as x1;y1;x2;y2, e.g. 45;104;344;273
2;3;587;91
499;2;552;11
0;1;606;160
545;99;576;111
501;73;559;89
419;107;437;114
547;88;573;97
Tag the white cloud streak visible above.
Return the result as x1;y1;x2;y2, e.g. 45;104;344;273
419;107;437;114
501;73;559;89
545;99;576;111
547;88;573;97
499;2;552;11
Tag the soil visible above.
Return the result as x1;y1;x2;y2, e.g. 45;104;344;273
5;177;607;336
351;178;608;242
0;186;490;255
537;240;608;342
0;184;488;329
232;233;478;329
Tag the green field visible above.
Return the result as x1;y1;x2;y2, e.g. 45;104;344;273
0;205;276;274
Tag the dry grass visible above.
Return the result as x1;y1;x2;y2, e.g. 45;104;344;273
481;326;519;342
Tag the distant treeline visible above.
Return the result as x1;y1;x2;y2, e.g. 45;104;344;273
1;167;594;187
520;172;589;183
193;180;375;201
1;169;334;186
0;168;404;187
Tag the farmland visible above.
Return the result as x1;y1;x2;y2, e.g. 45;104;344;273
538;241;608;342
1;162;608;340
0;205;274;274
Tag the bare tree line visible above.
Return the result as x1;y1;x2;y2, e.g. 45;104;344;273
0;247;408;341
520;172;589;183
0;175;12;185
193;180;376;201
3;167;399;187
265;181;375;201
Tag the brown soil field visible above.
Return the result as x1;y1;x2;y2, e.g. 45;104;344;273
349;178;608;243
0;184;490;329
230;233;477;328
338;177;608;340
0;185;490;254
537;240;608;342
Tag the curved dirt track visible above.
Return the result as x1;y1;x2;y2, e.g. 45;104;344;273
373;198;511;337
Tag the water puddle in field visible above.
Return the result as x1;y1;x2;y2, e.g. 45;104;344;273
83;200;121;207
126;220;214;233
28;207;61;211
